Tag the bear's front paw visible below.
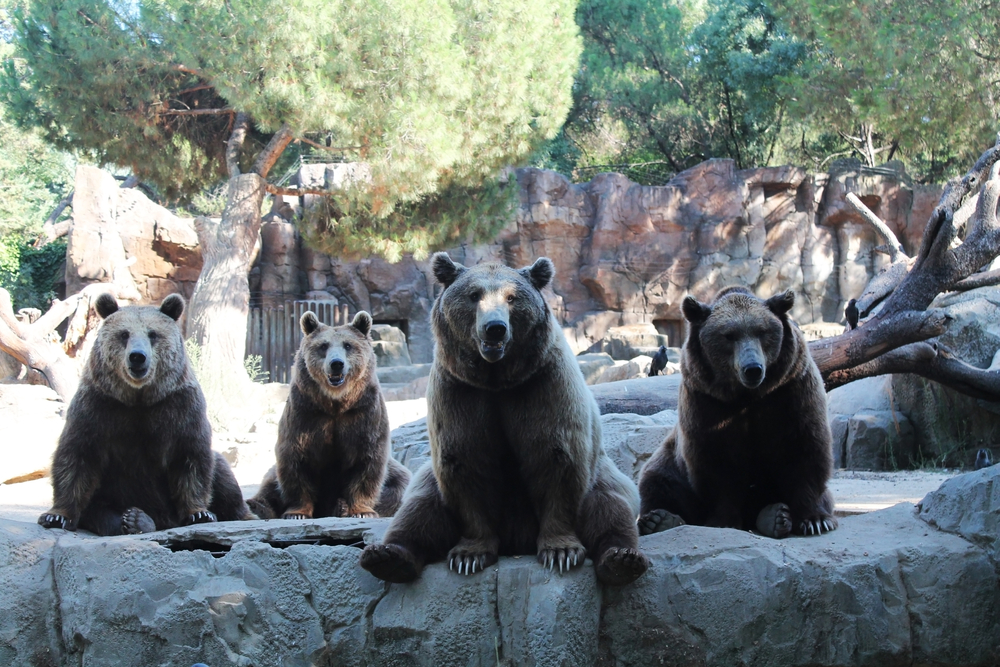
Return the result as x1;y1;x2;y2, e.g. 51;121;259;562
537;541;587;574
282;511;313;520
122;507;157;534
38;512;76;531
345;503;379;519
638;509;686;536
360;543;421;583
596;547;649;586
448;539;498;576
796;514;837;536
184;510;217;526
755;503;793;539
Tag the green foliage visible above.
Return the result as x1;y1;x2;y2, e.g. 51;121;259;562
4;0;581;257
0;238;66;311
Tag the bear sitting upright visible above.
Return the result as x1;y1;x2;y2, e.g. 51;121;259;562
247;311;410;520
638;286;837;538
38;293;252;536
360;254;649;585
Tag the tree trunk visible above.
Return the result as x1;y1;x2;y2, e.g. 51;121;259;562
186;172;266;410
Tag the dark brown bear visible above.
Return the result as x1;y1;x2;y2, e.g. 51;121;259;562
360;254;649;585
638;286;837;538
38;293;252;536
247;311;410;520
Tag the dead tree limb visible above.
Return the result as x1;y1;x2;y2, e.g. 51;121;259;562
34;191;74;248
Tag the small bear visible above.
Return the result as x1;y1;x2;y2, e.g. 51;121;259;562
360;254;649;585
247;311;410;520
638;286;837;538
648;345;669;376
38;293;252;536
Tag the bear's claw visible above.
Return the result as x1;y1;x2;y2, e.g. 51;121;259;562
360;543;420;583
537;546;586;574
638;508;686;536
38;513;75;531
596;547;649;586
755;503;793;539
122;507;157;534
185;510;217;526
448;544;498;576
797;516;837;536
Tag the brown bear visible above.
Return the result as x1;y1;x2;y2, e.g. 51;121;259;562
38;293;253;536
246;311;410;520
359;254;649;585
638;286;837;538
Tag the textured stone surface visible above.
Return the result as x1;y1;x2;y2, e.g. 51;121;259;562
589;375;681;416
0;384;65;484
3;470;999;666
845;410;917;471
370;324;411;367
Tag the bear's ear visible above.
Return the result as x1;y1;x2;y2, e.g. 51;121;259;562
432;252;466;287
519;257;554;291
159;294;185;321
351;311;373;337
766;290;795;317
300;311;321;336
95;293;119;319
681;296;711;325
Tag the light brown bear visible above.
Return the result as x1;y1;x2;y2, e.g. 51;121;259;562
360;254;649;585
638;286;837;538
247;311;410;520
38;293;252;536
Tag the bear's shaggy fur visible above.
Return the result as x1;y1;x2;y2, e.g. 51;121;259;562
638;286;837;538
360;254;649;585
38;293;252;536
247;311;410;520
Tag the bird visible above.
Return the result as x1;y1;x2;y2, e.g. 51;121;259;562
845;298;860;330
975;449;993;470
648;345;668;377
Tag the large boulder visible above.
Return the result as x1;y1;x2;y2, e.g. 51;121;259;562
370;324;411;367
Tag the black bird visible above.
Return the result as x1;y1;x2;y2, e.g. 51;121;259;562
649;345;668;377
975;449;993;470
845;298;860;330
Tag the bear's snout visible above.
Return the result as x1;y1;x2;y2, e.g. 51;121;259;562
326;359;347;386
741;362;764;387
477;318;510;363
127;346;150;379
734;339;766;389
483;320;508;342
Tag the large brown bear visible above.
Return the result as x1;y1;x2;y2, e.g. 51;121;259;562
38;294;252;536
247;311;410;520
638;286;837;538
360;254;649;585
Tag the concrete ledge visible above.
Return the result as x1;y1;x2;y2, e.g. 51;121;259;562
1;467;998;666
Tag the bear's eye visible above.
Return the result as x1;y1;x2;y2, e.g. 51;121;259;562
117;331;129;344
344;342;353;352
506;293;515;303
317;343;330;353
469;291;482;303
148;331;159;343
724;332;737;342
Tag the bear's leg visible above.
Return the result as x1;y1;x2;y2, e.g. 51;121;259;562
580;460;650;586
359;463;461;583
637;437;703;535
209;452;255;521
373;458;412;518
246;466;282;519
276;457;318;520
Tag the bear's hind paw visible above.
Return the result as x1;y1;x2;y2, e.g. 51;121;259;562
360;543;421;583
638;509;686;536
596;547;649;586
755;503;793;539
122;507;157;534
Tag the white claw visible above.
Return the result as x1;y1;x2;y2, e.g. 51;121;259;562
472;560;477;574
449;557;454;571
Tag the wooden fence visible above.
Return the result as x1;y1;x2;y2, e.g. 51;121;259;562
246;300;351;383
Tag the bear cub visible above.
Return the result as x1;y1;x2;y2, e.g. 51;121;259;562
638;286;837;538
247;311;410;520
39;293;252;536
360;254;649;586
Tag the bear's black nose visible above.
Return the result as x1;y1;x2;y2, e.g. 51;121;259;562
129;351;147;367
483;321;508;342
742;363;763;385
329;360;345;375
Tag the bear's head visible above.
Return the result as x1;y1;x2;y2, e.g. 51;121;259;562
682;286;795;391
430;252;554;385
296;310;376;402
89;293;189;401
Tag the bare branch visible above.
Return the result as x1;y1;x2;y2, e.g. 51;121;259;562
845;192;906;261
950;268;1000;292
252;124;295;178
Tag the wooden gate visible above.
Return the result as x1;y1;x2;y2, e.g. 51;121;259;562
246;300;351;383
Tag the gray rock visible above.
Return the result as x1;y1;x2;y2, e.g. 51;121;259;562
599;324;671;361
918;465;1000;565
589;375;681;415
600;411;676;482
371;324;412;367
577;353;615;385
391;417;430;473
376;363;432;385
846;410;916;470
830;413;850;469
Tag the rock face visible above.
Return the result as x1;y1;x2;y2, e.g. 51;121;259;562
67;166;202;302
2;467;998;666
0;384;65;485
248;160;939;362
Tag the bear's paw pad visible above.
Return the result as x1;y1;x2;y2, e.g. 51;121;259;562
755;503;793;539
638;509;686;536
360;543;420;583
537;545;587;574
796;515;837;536
185;510;217;526
596;547;649;586
38;513;75;531
122;507;157;534
448;545;498;576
